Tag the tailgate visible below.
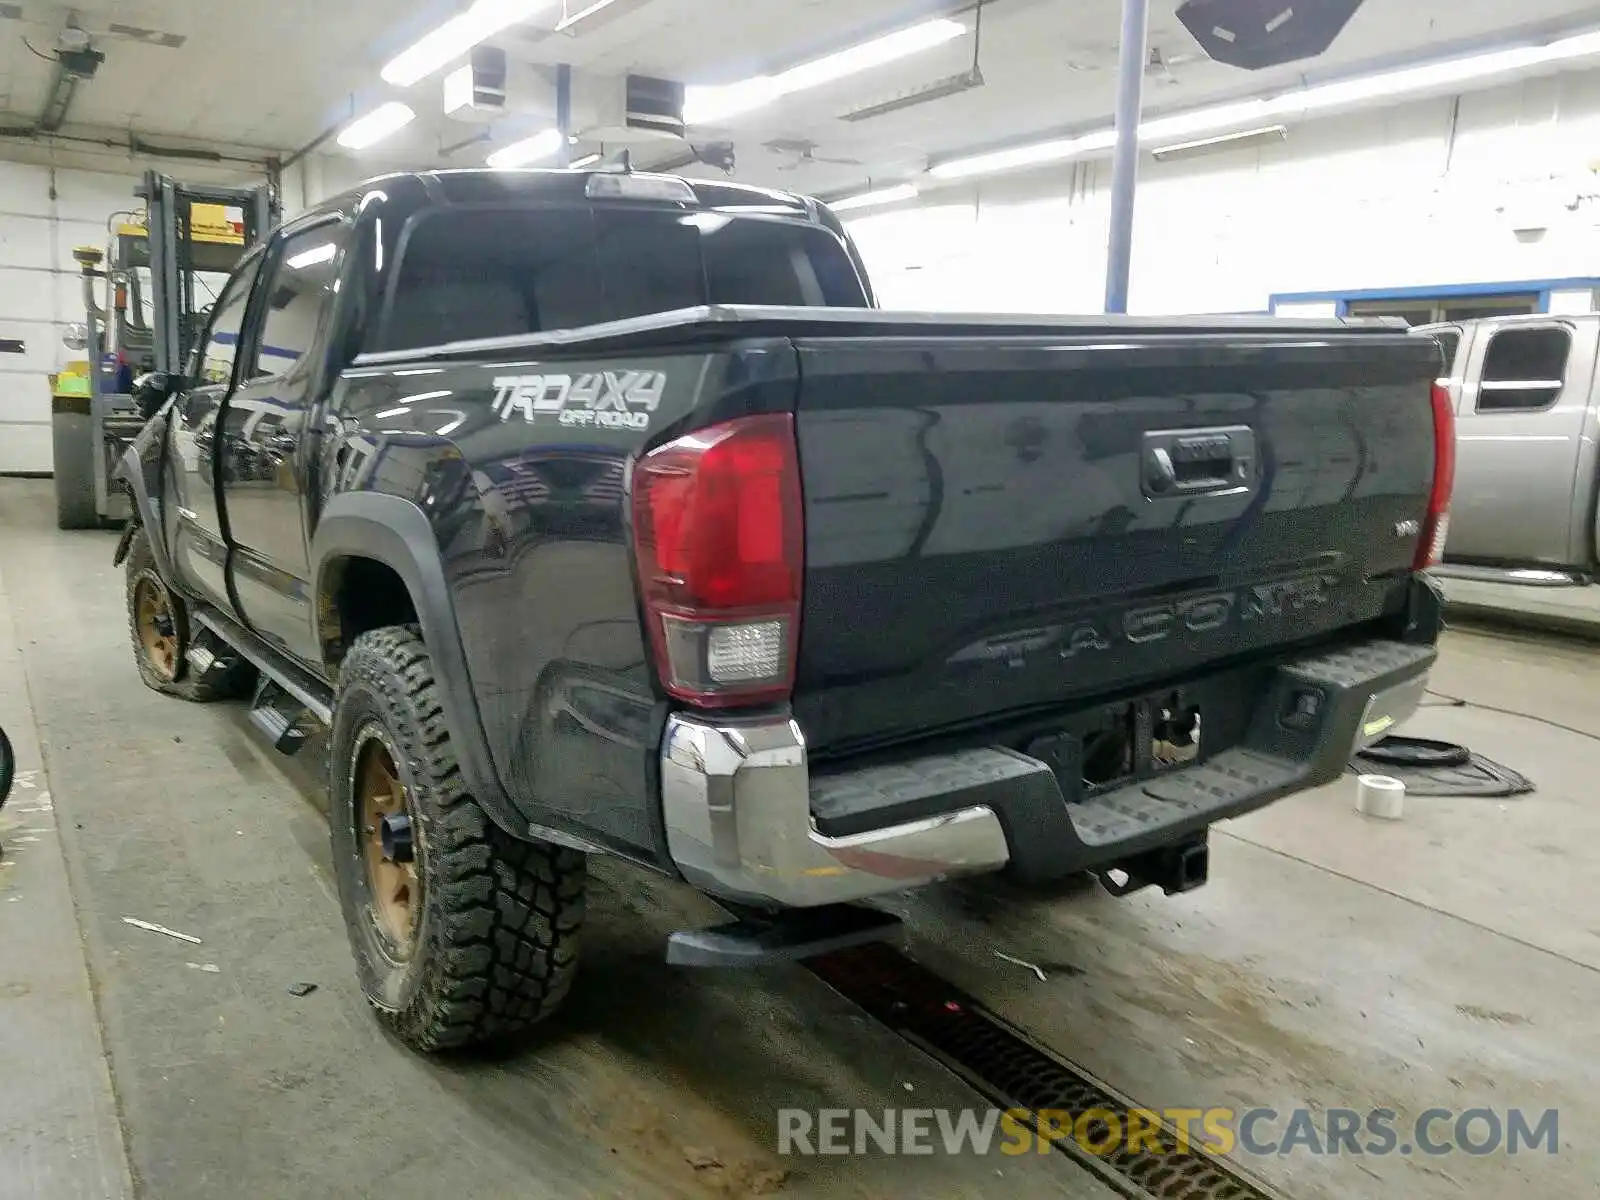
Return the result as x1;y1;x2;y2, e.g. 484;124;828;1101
791;330;1441;756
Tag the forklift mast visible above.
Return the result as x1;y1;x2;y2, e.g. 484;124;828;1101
52;172;279;530
138;171;278;376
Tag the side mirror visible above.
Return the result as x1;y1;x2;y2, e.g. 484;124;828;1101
133;371;187;420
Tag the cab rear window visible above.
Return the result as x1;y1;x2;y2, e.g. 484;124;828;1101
376;206;868;352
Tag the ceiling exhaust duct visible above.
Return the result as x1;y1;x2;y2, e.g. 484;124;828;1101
575;71;688;144
444;46;508;120
625;75;686;139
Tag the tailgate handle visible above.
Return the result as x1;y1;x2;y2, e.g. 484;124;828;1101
1142;426;1256;498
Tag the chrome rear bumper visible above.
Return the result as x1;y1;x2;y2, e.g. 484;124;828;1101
659;637;1437;909
660;716;1011;908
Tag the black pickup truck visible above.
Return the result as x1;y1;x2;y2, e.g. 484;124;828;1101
114;167;1449;1053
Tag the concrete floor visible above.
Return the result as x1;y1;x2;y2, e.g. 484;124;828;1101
2;474;1597;1200
1436;573;1600;643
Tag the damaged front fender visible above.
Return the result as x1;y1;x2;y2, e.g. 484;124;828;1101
111;521;137;567
112;407;175;580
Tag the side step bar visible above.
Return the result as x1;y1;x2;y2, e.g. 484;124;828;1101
667;904;903;968
248;677;311;756
192;605;333;724
184;639;244;692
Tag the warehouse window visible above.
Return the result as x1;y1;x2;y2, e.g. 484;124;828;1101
1346;293;1539;325
1477;327;1570;412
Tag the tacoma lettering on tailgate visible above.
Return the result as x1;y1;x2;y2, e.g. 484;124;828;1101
947;574;1338;668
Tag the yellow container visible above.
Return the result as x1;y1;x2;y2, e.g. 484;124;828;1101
52;360;93;398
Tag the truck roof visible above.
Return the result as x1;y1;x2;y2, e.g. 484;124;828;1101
317;167;816;220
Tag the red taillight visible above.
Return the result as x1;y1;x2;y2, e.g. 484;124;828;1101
631;413;803;708
1416;381;1456;570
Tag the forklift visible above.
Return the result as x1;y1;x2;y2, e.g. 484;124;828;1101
52;171;277;529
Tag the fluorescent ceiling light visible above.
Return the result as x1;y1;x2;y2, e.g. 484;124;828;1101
841;67;985;122
1136;98;1274;145
569;152;602;168
684;17;965;124
931;128;1115;179
555;0;620;31
286;242;338;270
383;0;551;88
487;127;564;168
1150;125;1287;160
684;78;779;125
830;183;919;212
337;102;416;150
780;19;964;93
931;24;1600;182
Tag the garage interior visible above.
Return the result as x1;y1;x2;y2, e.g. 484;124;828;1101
2;2;1599;1198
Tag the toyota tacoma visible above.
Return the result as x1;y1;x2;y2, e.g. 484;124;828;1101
113;167;1449;1053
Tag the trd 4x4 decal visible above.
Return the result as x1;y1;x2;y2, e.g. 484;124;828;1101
492;371;667;431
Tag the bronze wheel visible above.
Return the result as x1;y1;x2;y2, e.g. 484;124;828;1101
353;726;421;958
329;627;584;1051
133;574;180;681
122;529;255;701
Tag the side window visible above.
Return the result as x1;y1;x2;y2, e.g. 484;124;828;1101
197;257;261;385
252;224;346;379
1431;330;1460;377
1477;327;1570;412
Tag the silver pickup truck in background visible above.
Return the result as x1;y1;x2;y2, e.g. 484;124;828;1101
1419;313;1600;584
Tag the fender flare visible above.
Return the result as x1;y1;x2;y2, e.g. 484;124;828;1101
113;443;177;581
310;491;523;837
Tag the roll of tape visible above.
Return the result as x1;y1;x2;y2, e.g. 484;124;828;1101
1355;773;1405;820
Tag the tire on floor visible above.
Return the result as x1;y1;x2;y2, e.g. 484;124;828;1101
328;625;584;1052
52;411;100;530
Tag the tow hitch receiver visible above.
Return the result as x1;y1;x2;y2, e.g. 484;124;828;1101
1098;837;1210;898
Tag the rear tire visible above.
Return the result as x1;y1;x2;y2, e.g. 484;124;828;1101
329;625;584;1053
123;528;255;700
52;411;99;530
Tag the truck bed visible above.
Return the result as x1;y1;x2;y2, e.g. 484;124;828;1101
337;304;1440;859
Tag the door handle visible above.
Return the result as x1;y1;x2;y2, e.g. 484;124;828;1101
1142;426;1256;498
